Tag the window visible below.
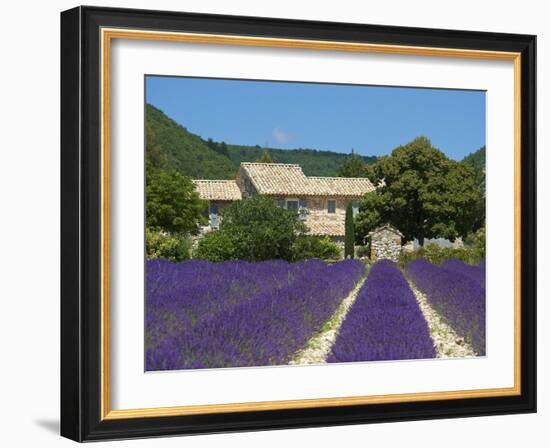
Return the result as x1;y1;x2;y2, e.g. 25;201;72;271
327;199;336;213
352;201;359;217
286;199;299;210
209;203;219;228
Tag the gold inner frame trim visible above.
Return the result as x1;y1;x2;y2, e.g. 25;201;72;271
100;27;522;421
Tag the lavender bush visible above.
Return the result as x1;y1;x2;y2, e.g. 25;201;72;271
441;259;486;289
146;258;364;370
328;260;436;363
145;258;296;352
406;259;486;355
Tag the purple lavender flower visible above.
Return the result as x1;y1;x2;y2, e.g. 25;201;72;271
406;259;486;355
441;259;486;289
328;260;436;363
146;258;364;370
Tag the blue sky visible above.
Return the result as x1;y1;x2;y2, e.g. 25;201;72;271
146;76;485;160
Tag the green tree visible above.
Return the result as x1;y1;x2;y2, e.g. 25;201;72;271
344;202;355;258
194;195;306;262
146;168;206;235
337;150;368;177
356;137;483;246
256;149;273;163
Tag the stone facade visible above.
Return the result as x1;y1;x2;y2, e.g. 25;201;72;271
368;224;403;262
195;163;374;240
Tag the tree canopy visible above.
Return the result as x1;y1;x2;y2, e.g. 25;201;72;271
337;150;369;178
195;195;307;261
146;167;206;235
355;137;483;246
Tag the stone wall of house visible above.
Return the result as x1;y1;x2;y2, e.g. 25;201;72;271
370;228;402;262
305;196;347;227
236;169;257;198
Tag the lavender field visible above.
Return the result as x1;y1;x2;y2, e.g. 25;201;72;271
145;257;485;372
406;259;486;355
146;258;364;370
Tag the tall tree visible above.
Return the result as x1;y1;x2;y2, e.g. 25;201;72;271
344;202;355;258
146;168;206;235
257;149;273;163
337;150;368;177
356;137;483;246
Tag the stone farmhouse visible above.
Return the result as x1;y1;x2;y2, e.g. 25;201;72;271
193;162;375;243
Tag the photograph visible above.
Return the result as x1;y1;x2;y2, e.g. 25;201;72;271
144;76;487;371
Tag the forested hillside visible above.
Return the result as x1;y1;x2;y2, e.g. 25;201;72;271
146;104;236;179
225;144;377;177
146;104;377;178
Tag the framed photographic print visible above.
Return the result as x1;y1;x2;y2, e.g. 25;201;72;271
60;6;536;442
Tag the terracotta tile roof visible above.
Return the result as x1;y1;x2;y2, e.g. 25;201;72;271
240;163;312;195
305;220;345;237
307;176;375;196
192;180;242;201
240;163;375;197
368;223;404;237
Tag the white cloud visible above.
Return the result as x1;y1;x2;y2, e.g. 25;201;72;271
271;127;292;145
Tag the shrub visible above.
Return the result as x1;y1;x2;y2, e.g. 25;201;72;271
464;226;486;257
397;243;484;268
146;228;192;262
193;230;239;262
195;195;306;262
355;244;370;259
291;235;341;261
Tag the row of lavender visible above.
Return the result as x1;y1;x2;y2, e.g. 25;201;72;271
328;260;436;363
406;259;486;355
146;258;364;370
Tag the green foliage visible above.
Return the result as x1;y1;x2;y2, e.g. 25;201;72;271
397;243;484;269
291;235;341;261
193;230;240;262
344;203;355;258
146;104;236;179
256;149;273;163
337;150;368;178
146;167;207;235
356;136;483;245
145;228;192;262
194;195;306;262
355;244;370;259
225;144;377;177
462;145;486;189
464;226;486;258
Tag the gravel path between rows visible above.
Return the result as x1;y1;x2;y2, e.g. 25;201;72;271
407;279;476;358
290;276;367;365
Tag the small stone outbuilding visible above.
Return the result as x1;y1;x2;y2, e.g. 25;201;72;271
368;224;403;262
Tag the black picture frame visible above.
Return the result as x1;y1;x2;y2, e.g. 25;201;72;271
61;5;536;442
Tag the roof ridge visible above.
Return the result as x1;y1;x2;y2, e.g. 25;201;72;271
307;176;372;181
241;162;301;167
192;179;237;183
